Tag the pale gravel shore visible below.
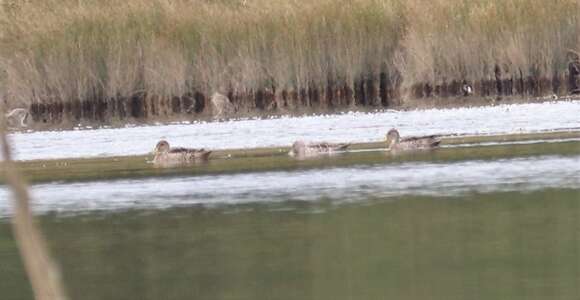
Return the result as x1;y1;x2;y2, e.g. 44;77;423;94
6;100;580;161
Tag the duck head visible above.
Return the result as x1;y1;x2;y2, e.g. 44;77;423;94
289;140;306;157
385;129;400;148
154;140;170;154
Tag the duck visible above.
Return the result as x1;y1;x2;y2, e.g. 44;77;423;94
461;81;473;96
289;140;350;158
152;140;211;166
385;129;440;151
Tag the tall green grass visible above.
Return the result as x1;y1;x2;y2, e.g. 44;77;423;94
1;0;579;112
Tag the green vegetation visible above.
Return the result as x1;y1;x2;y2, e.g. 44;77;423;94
1;0;579;116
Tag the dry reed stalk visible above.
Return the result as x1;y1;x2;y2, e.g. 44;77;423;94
0;114;68;300
1;0;580;114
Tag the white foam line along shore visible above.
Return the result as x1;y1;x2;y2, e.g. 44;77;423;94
6;101;580;161
1;154;579;218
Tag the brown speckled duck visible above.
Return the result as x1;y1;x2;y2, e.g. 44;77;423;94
153;140;211;166
385;129;440;151
289;140;350;158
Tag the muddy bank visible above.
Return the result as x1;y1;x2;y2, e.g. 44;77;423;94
23;69;580;130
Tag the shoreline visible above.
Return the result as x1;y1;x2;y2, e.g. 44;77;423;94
5;0;580;134
2;130;580;184
11;96;579;133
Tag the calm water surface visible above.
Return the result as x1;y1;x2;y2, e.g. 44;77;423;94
1;143;580;299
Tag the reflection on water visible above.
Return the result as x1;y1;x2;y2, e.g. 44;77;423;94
1;155;579;218
1;190;579;300
1;148;580;299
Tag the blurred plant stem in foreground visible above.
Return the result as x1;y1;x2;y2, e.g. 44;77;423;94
0;113;68;300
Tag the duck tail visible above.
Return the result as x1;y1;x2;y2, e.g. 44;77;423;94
431;140;441;148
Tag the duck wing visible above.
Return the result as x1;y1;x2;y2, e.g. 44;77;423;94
311;142;350;152
332;143;350;151
170;147;211;159
168;147;192;154
192;149;212;160
400;135;440;142
400;135;441;148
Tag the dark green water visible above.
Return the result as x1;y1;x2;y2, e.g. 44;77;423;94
2;139;580;299
1;189;580;300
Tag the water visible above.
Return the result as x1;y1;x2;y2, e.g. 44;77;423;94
1;102;580;299
7;100;580;160
1;143;580;299
1;154;579;218
1;190;579;300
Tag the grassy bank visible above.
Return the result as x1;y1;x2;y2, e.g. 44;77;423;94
1;0;579;124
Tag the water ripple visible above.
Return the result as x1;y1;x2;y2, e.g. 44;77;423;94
1;155;579;218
